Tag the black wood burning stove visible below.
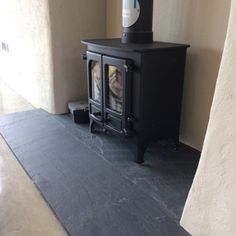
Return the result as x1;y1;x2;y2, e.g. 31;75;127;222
82;39;189;163
81;0;189;163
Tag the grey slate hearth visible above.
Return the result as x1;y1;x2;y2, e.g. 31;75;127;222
0;109;200;236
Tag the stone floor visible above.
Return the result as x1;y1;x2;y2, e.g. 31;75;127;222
0;80;67;236
0;80;34;114
0;79;198;236
0;109;199;235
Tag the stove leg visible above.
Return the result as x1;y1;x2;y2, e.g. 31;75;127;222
174;138;180;151
136;140;147;164
89;119;95;133
137;148;145;164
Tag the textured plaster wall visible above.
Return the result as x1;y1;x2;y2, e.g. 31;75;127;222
181;0;236;235
0;0;106;114
0;0;54;112
106;0;230;150
48;0;106;114
107;1;122;38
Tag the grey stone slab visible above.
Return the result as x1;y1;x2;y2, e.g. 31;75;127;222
53;115;199;220
0;110;197;236
0;109;49;127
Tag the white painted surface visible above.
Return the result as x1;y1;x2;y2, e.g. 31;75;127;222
0;0;106;114
181;0;236;234
48;0;106;114
0;0;54;113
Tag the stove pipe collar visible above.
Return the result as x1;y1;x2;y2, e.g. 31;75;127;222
122;0;154;44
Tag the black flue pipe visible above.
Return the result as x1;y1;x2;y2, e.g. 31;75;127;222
122;0;153;44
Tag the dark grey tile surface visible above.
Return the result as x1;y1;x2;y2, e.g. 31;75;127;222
0;109;200;236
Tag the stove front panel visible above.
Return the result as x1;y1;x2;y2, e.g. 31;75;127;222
87;52;103;124
103;56;132;137
87;51;133;137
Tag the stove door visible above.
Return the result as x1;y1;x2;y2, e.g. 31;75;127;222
103;56;132;137
87;52;103;124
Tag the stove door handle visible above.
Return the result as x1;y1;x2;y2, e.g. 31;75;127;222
90;112;102;123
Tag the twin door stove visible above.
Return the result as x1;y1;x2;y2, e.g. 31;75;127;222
82;39;189;163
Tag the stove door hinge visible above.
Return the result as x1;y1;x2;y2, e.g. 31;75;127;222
81;53;87;61
127;117;133;123
123;116;133;137
124;62;133;73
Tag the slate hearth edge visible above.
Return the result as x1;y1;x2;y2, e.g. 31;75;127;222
0;109;199;236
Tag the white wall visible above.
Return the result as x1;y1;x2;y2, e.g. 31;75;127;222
0;0;106;114
181;0;236;234
106;0;230;150
48;0;107;114
0;0;54;112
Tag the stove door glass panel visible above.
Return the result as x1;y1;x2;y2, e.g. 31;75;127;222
91;61;102;103
107;65;123;113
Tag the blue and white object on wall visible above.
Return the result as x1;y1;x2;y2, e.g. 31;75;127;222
122;0;140;28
